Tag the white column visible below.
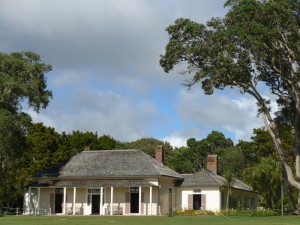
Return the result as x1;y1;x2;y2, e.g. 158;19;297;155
73;187;76;215
28;187;32;215
139;186;142;215
110;187;113;215
100;187;103;215
149;186;152;215
38;188;41;215
63;187;67;215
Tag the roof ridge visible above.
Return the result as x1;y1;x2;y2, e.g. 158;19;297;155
80;149;140;153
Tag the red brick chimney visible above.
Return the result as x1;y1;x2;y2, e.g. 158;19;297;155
155;145;164;164
207;155;218;174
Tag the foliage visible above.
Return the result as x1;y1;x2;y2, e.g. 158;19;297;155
218;147;245;177
244;157;281;209
122;138;173;158
160;0;300;211
0;52;52;113
220;209;280;217
166;131;234;173
23;123;67;176
165;146;196;173
0;51;52;207
173;210;216;216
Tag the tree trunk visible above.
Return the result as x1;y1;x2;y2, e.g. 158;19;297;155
226;188;230;210
283;167;297;212
253;93;300;213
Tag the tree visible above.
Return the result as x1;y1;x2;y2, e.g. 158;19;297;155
122;138;173;158
223;169;234;210
0;51;52;207
97;135;118;150
165;146;196;173
239;127;297;210
160;0;300;212
23;123;67;176
0;110;31;207
218;147;245;178
244;157;282;209
0;52;52;113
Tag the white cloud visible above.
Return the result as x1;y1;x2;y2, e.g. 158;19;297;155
162;133;187;148
27;86;161;142
1;0;266;148
176;88;264;142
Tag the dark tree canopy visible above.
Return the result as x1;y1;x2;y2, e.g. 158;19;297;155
0;52;52;113
0;51;52;207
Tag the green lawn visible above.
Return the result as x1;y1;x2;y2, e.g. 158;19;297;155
0;215;299;225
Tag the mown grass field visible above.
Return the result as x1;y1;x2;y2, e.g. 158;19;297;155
0;215;299;225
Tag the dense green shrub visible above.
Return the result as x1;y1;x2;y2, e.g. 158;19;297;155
221;209;280;217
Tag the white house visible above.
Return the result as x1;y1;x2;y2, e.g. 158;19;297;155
23;147;257;215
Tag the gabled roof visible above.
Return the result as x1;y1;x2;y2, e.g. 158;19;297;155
36;150;183;179
179;170;254;192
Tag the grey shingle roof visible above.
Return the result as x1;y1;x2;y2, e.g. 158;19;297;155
179;170;254;192
36;150;183;179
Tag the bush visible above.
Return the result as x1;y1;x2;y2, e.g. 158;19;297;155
173;210;216;216
220;209;280;217
173;209;281;217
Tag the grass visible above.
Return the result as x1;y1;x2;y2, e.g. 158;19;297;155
0;215;299;225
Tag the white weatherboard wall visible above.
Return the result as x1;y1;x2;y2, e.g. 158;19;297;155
179;188;221;211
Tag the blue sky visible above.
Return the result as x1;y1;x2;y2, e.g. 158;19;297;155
0;0;266;147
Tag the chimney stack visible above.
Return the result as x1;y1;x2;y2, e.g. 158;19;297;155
155;145;164;164
207;155;218;174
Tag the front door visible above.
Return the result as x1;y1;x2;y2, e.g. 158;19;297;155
193;194;201;210
55;193;63;213
92;195;100;214
130;193;139;213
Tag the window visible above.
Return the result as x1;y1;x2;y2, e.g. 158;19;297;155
55;188;63;193
130;187;139;193
88;189;101;194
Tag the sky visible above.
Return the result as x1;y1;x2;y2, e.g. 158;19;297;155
0;0;266;147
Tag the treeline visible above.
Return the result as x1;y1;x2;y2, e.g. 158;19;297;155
1;120;297;212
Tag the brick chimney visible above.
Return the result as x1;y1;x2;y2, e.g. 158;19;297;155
207;155;218;174
155;145;164;164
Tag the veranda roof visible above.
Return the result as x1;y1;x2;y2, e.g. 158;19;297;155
26;179;156;188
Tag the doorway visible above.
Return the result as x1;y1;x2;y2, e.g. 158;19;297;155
130;193;139;213
193;194;201;210
92;195;100;214
55;193;63;213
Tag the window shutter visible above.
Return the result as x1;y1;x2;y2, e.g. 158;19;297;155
201;194;206;210
188;194;193;210
125;192;130;214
